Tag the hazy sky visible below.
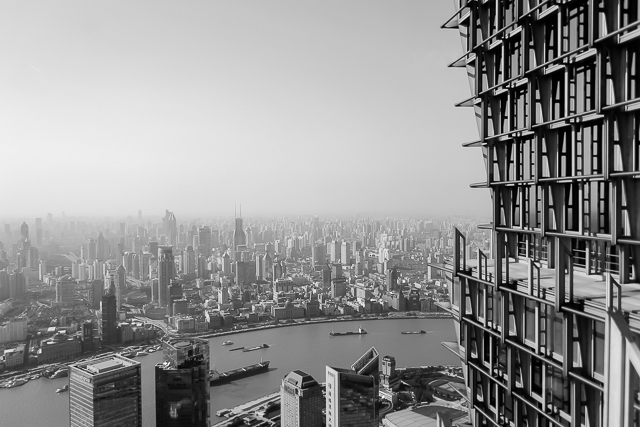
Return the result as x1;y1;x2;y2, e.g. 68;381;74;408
0;1;489;218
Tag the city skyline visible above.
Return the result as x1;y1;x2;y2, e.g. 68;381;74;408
0;1;488;217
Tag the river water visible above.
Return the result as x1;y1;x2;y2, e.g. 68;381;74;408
0;318;457;426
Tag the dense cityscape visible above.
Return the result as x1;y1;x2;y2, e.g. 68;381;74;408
0;212;480;425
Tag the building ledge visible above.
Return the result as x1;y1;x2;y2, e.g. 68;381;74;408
442;341;464;359
435;301;456;317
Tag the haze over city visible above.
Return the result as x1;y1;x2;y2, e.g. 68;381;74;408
0;1;488;217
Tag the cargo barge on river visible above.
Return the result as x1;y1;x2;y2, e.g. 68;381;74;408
330;327;367;336
209;360;270;385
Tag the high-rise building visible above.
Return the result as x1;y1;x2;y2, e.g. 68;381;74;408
311;243;326;270
155;338;210;427
329;241;341;263
69;355;142;427
167;280;182;317
91;279;103;309
198;226;211;256
233;216;246;250
100;290;117;345
340;242;350;265
325;347;379;427
280;370;323;427
441;1;640;426
182;245;196;275
158;246;174;307
255;254;264;281
163;210;177;245
55;279;75;303
386;267;398;291
96;232;106;261
20;222;28;241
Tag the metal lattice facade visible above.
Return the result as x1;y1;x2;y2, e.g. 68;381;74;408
441;0;640;426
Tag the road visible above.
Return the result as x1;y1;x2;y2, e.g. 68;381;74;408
133;316;175;335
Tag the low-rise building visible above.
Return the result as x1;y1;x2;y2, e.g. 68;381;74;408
272;301;305;320
0;317;27;343
38;333;81;363
3;344;25;368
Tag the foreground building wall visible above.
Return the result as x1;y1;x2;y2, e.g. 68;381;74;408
442;1;640;426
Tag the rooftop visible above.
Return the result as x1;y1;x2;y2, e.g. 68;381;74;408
383;405;467;427
71;354;139;376
284;370;318;389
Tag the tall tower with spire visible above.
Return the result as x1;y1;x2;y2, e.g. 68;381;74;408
233;205;246;250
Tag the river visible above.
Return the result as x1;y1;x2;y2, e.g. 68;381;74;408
0;318;457;426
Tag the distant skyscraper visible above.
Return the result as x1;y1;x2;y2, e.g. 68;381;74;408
326;347;379;427
91;279;102;309
233;216;246;250
157;246;174;307
255;254;264;281
340;242;350;265
163;210;177;245
167;280;182;317
386;268;398;291
329;241;341;263
96;232;106;261
155;338;210;427
198;226;211;256
311;244;326;270
280;370;323;427
182;245;196;275
87;238;97;262
20;222;29;241
55;279;75;303
69;355;142;427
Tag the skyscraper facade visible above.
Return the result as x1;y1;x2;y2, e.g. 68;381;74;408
100;291;117;345
69;355;142;427
325;347;379;427
442;1;640;426
280;370;323;427
233;217;246;250
158;246;174;307
155;338;210;427
311;243;326;270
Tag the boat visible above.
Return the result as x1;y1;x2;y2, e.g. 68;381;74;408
209;360;270;385
216;409;232;417
242;344;269;352
50;369;68;379
134;351;148;357
7;378;28;388
330;327;367;336
401;330;427;334
56;385;69;393
222;340;233;346
120;351;135;358
229;346;245;352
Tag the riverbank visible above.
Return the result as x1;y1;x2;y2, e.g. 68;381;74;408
196;312;452;340
0;314;452;388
